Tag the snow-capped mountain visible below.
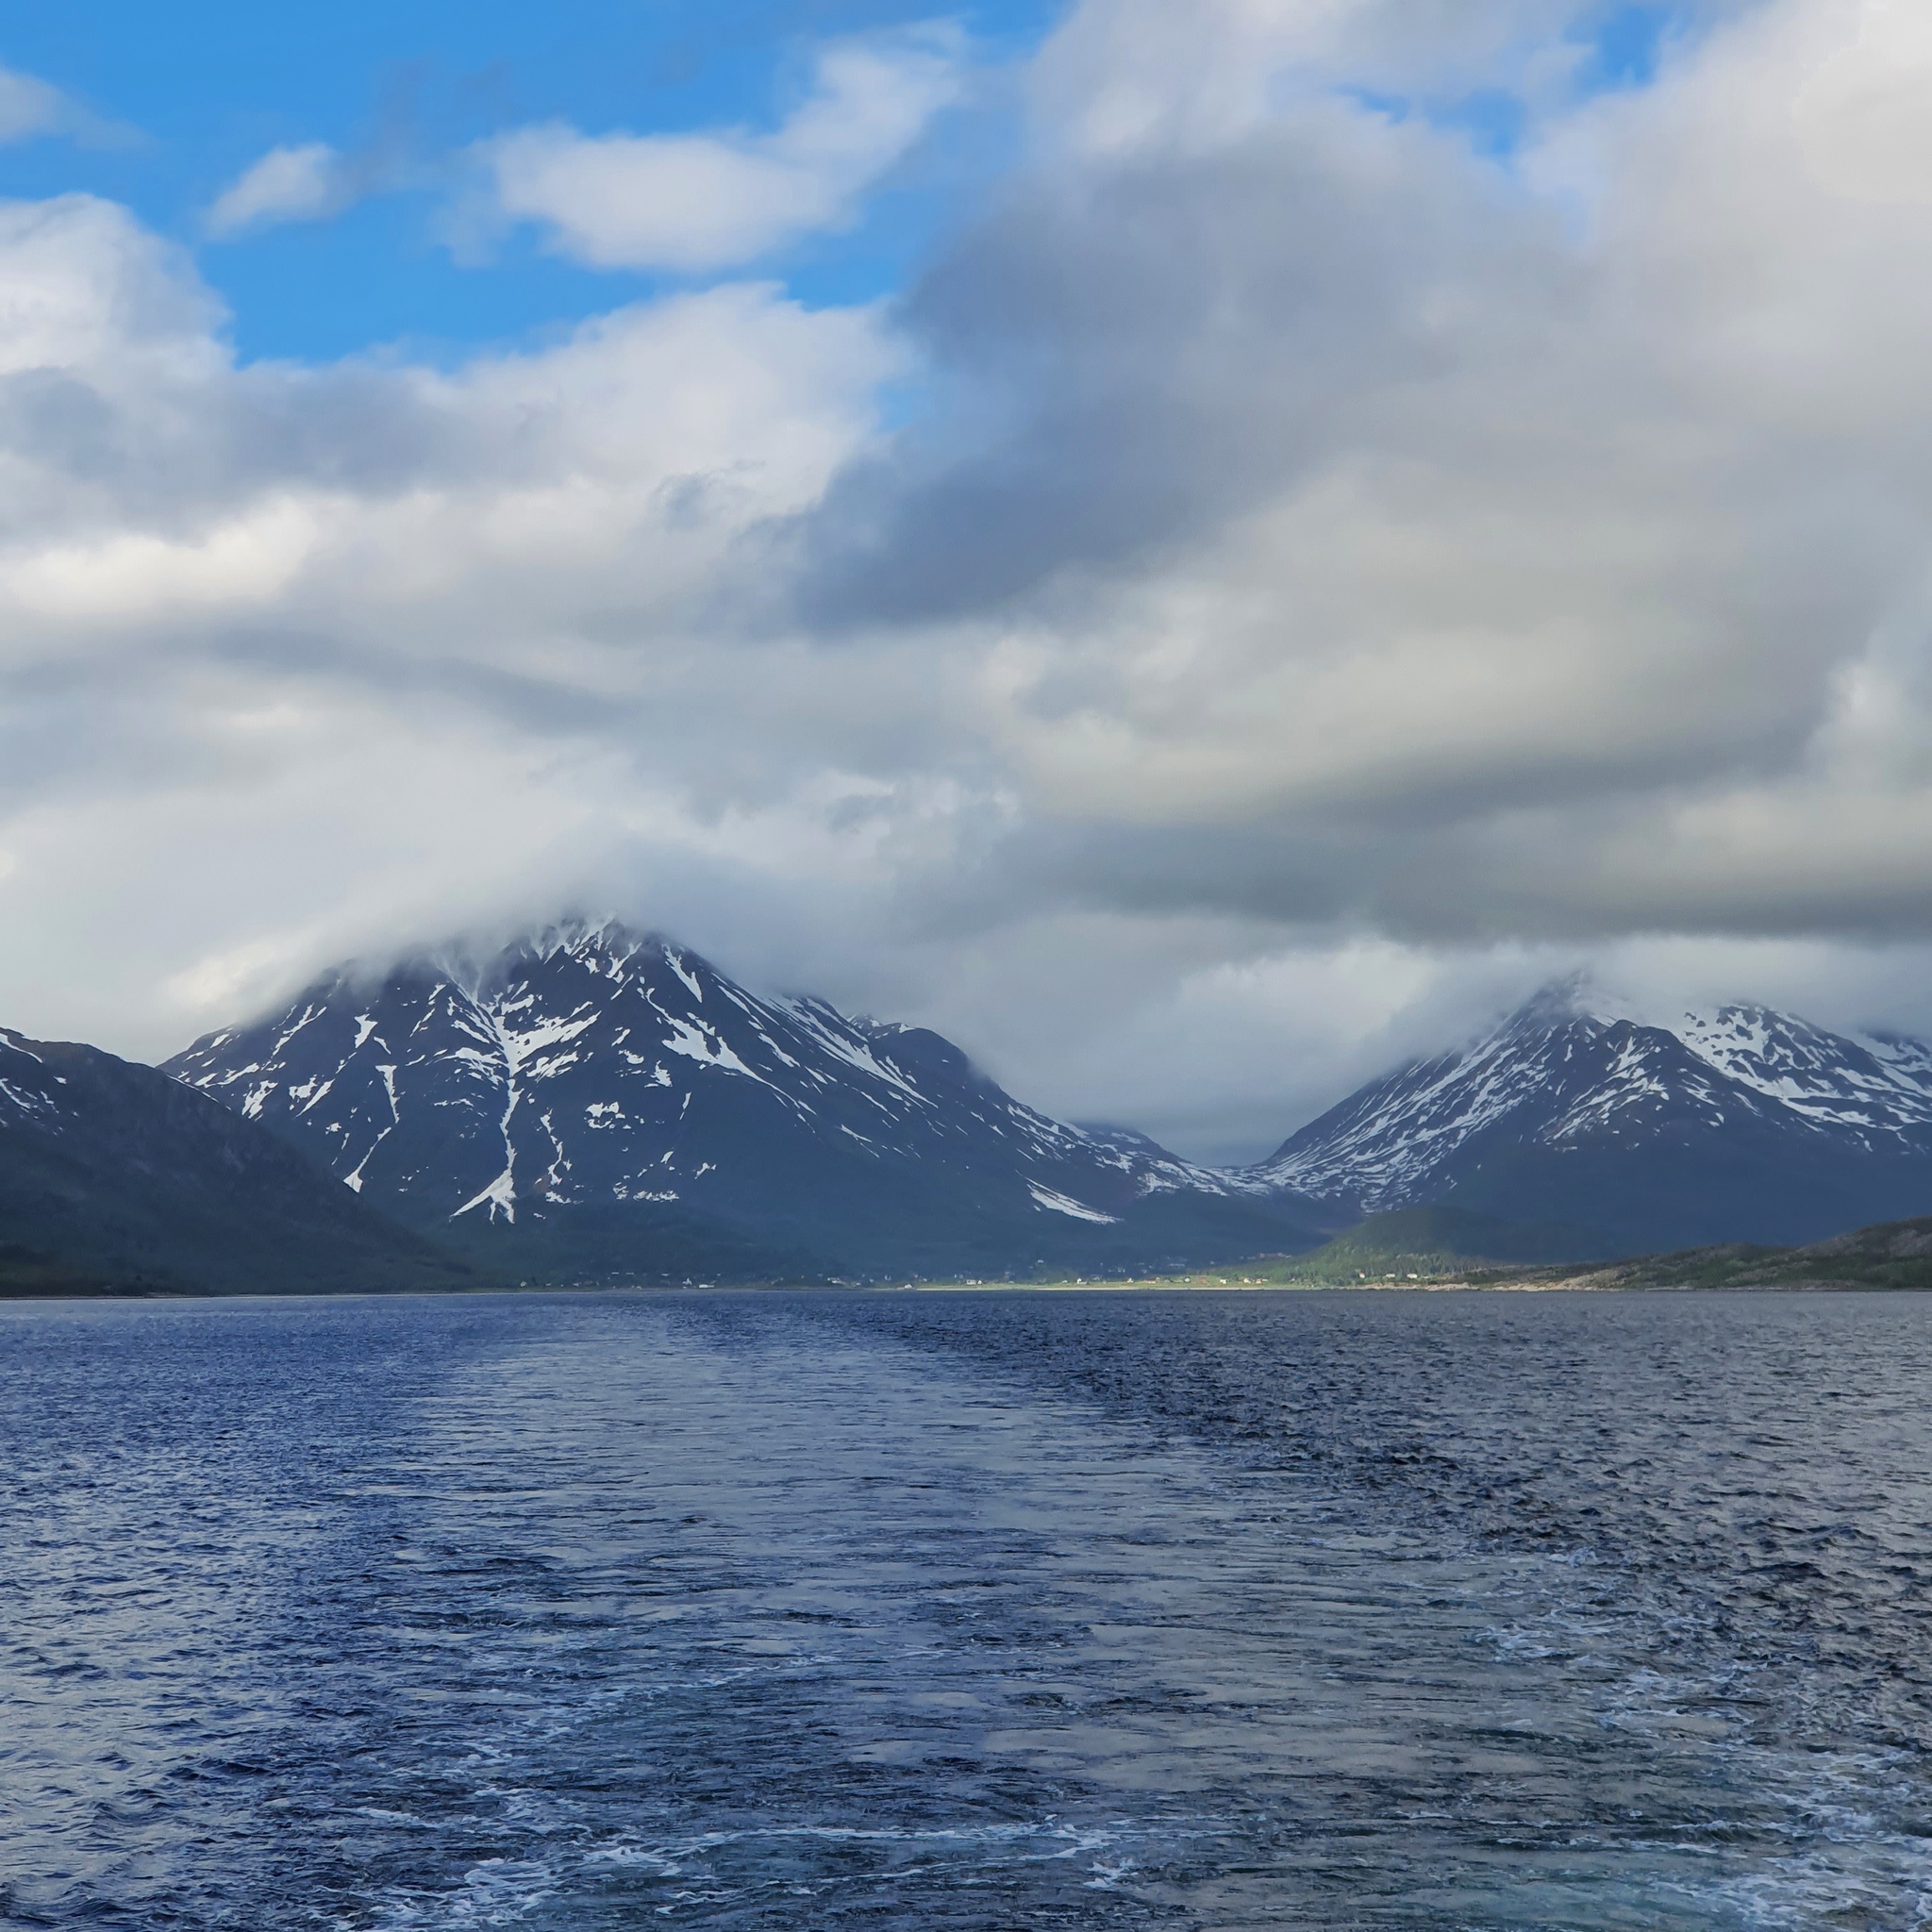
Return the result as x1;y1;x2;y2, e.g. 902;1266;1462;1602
166;922;1322;1278
1251;980;1932;1251
0;1026;479;1295
166;936;1932;1274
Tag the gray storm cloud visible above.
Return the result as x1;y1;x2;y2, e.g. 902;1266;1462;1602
799;0;1932;941
5;0;1932;1161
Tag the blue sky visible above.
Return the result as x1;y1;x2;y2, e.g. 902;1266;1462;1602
0;1;1683;365
0;0;1064;363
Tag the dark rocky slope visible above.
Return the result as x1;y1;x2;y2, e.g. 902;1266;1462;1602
0;1027;491;1295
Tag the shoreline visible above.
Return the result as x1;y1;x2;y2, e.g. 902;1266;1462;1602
0;1276;1918;1306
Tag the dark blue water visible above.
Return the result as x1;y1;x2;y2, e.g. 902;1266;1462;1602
3;1291;1931;1929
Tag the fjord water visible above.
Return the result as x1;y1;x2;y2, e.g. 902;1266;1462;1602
3;1292;1929;1929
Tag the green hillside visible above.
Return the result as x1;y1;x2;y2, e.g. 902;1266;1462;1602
1585;1215;1932;1291
1250;1206;1613;1283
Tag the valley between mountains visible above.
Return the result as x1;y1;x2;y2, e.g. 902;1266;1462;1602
12;921;1932;1293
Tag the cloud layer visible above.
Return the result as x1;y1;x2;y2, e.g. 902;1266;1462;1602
8;0;1932;1159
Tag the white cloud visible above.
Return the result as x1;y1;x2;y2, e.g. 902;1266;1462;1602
480;25;963;272
0;63;117;147
19;2;1932;1158
205;142;344;236
0;192;924;1058
0;66;68;143
1794;0;1932;204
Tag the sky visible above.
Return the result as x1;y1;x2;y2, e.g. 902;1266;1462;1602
5;0;1932;1163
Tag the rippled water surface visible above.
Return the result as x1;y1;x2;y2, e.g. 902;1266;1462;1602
4;1289;1932;1928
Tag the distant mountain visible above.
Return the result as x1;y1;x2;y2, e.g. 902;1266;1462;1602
1249;981;1932;1252
167;923;1324;1279
0;1027;488;1295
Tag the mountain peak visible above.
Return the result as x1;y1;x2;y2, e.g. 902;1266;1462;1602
166;926;1318;1277
429;917;683;993
1252;988;1932;1250
1503;972;1657;1035
1512;971;1599;1026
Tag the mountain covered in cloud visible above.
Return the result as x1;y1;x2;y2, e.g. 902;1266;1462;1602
160;941;1932;1279
165;923;1324;1280
1256;981;1932;1253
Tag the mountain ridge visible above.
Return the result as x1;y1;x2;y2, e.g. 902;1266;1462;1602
158;938;1932;1276
1250;984;1932;1250
166;921;1325;1279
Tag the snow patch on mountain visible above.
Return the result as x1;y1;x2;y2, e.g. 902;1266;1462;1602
164;920;1251;1239
0;1028;59;1125
1253;981;1932;1212
1026;1184;1120;1224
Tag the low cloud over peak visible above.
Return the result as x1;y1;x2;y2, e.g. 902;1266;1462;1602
9;0;1932;1161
